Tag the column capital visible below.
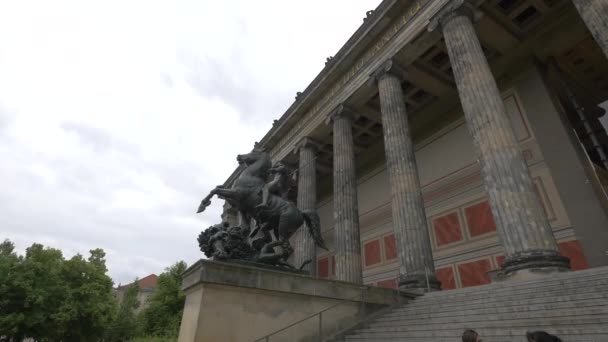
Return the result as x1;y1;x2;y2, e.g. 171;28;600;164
369;59;408;86
325;104;359;124
428;0;481;32
293;136;321;155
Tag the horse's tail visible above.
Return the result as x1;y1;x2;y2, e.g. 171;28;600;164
302;210;328;251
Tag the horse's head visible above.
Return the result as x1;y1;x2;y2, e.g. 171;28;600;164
236;150;272;179
237;150;267;166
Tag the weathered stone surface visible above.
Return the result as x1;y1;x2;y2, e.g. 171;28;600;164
329;105;363;284
434;0;569;275
572;0;608;59
371;59;440;290
178;260;416;342
293;137;318;274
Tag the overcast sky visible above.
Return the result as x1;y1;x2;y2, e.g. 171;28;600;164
0;0;381;284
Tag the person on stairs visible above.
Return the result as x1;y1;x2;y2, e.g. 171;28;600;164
462;329;482;342
526;331;562;342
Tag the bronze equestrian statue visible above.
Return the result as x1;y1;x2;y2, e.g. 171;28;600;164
196;150;327;268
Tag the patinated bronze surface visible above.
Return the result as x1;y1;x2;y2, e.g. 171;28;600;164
196;150;327;269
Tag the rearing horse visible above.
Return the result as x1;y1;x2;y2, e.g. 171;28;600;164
197;150;327;265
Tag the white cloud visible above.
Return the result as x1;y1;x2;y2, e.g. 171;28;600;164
0;0;381;284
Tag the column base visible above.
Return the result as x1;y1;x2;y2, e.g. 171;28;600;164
399;273;442;292
501;250;570;277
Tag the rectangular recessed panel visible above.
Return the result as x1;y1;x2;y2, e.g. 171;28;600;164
431;51;449;67
513;6;540;28
318;257;329;278
433;212;463;246
364;239;382;266
558;240;589;271
458;259;492;287
384;234;398;260
436;266;456;290
497;0;522;14
464;201;497;237
496;255;506;267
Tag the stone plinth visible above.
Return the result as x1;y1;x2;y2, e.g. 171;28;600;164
178;260;413;342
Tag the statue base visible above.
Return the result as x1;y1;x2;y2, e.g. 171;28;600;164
218;258;309;275
177;259;416;342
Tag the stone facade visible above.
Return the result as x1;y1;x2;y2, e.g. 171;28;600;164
222;0;608;290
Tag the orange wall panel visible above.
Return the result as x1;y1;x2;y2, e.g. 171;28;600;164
377;278;398;289
436;266;456;290
458;259;492;288
384;234;398;260
364;239;382;266
318;257;329;278
558;240;589;271
465;201;497;237
433;212;463;246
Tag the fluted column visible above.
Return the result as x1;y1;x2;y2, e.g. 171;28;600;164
430;0;569;276
572;0;608;59
293;137;318;275
371;60;441;290
328;105;363;284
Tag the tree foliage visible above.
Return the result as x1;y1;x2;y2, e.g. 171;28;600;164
107;280;140;341
139;261;187;337
0;240;187;342
0;240;117;342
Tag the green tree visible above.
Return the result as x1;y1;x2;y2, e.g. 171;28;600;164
0;240;117;342
140;261;187;337
0;243;67;341
56;250;117;342
108;280;140;341
0;239;25;341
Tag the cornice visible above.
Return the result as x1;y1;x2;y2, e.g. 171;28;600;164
256;0;402;150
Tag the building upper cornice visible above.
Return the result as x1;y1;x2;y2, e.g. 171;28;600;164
256;0;412;154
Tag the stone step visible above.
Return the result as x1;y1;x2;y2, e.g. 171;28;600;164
372;306;608;325
382;298;608;319
391;291;608;314
402;283;608;309
412;273;608;301
346;325;608;339
359;315;608;332
416;267;608;296
408;276;608;299
337;269;608;342
343;334;608;342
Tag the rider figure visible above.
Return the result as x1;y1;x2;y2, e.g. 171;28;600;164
257;162;291;208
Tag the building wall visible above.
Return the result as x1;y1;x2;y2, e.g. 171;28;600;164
316;65;593;290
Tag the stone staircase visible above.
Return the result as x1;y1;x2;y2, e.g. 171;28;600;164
340;266;608;342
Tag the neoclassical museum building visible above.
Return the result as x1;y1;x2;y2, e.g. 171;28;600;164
221;0;608;291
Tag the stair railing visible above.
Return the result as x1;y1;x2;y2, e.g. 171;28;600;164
253;288;404;342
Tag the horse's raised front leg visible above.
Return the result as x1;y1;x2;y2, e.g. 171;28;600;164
213;187;237;200
196;185;232;213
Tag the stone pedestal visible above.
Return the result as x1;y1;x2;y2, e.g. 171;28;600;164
371;60;441;290
430;0;569;277
178;260;412;342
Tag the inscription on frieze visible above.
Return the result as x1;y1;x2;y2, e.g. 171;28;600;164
269;0;425;159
